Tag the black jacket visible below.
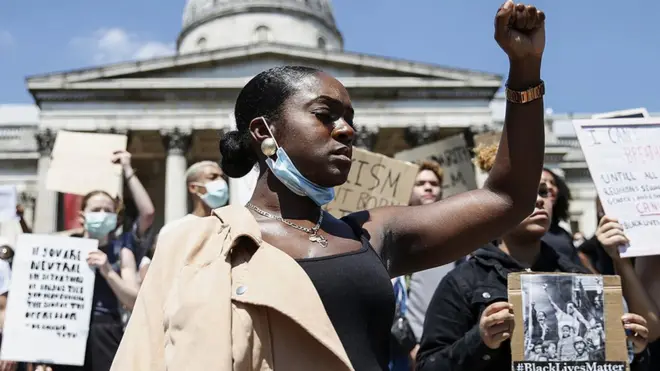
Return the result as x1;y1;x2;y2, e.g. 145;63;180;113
542;222;583;267
416;242;650;371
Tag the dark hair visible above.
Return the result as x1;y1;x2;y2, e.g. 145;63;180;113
220;66;322;178
543;168;571;224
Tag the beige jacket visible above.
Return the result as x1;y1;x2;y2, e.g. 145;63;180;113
110;205;354;371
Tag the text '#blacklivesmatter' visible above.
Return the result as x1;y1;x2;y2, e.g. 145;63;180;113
513;362;626;371
24;246;87;339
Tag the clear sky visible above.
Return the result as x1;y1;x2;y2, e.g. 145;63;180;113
0;0;658;114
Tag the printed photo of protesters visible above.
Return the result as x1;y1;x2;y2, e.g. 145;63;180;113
521;274;606;362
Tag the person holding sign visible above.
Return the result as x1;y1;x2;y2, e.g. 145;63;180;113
113;2;550;370
50;190;138;371
415;144;653;371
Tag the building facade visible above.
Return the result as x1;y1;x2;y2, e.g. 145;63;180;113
0;0;633;238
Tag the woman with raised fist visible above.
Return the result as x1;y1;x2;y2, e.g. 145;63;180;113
113;2;549;371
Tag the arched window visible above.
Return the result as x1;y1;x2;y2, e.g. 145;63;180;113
197;36;207;49
254;26;271;43
317;36;327;49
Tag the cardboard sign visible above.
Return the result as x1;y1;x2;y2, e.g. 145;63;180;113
573;117;660;257
325;148;419;218
0;234;98;366
394;134;477;198
508;273;628;370
46;131;127;197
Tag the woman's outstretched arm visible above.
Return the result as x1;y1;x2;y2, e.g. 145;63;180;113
362;1;547;276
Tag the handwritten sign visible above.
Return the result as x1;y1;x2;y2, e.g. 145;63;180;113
1;234;98;366
394;134;477;198
0;185;17;223
325;148;419;218
574;117;660;257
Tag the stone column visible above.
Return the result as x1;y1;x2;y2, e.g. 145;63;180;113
161;128;191;224
33;129;58;233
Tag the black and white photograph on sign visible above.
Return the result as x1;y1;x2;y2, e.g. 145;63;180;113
521;274;605;362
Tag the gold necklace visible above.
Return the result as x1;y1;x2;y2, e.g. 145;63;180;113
245;203;328;248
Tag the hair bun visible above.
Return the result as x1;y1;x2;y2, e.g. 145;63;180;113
220;130;257;178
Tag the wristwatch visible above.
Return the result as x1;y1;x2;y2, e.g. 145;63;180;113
505;80;545;104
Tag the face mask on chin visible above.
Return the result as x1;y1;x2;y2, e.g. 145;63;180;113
195;179;229;209
260;117;335;206
84;212;118;240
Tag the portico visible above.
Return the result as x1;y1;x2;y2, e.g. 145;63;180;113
26;44;502;232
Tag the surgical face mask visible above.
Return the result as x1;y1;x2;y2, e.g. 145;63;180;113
195;179;229;209
261;117;335;206
84;212;118;239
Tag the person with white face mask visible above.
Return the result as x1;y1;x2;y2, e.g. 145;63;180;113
44;190;139;371
156;161;228;238
139;161;228;281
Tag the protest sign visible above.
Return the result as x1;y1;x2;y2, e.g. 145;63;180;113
394;133;477;198
0;234;98;366
46;131;127;197
508;272;629;371
0;185;17;223
325;148;419;218
573;117;660;257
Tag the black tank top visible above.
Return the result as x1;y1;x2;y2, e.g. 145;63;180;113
297;217;395;371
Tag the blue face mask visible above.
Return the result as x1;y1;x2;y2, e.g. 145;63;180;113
261;117;335;206
197;179;229;209
84;212;117;239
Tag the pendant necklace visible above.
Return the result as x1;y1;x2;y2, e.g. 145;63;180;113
245;203;328;248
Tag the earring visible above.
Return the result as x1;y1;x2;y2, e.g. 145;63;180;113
261;138;277;157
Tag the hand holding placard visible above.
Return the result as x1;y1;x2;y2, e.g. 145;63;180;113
574;117;660;258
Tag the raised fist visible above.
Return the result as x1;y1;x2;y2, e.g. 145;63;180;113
495;1;546;61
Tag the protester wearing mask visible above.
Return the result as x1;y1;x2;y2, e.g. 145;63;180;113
139;161;227;281
416;144;654;371
113;3;548;370
50;190;139;371
157;161;227;236
139;161;227;276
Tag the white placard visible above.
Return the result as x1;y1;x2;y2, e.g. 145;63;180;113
573;117;660;257
0;185;17;223
0;234;98;365
394;134;477;198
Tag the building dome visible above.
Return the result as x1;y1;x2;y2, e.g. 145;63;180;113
178;0;343;54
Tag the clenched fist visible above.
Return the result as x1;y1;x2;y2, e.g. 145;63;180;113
495;1;546;61
479;301;515;349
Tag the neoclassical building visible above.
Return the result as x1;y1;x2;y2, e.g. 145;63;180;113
0;0;639;238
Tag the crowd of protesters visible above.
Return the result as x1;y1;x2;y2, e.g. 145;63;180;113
0;2;658;371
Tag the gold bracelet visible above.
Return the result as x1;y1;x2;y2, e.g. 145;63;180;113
505;80;545;104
